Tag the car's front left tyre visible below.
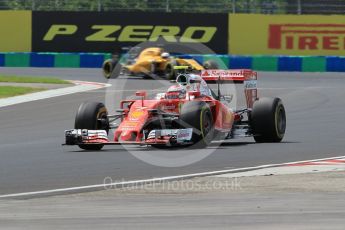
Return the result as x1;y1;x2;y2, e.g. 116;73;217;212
102;59;121;79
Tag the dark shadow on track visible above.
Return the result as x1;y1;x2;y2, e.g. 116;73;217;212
64;141;301;153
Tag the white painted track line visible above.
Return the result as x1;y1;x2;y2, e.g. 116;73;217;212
1;155;344;199
0;80;111;108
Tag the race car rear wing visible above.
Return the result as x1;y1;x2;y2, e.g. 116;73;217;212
201;69;258;109
201;69;257;83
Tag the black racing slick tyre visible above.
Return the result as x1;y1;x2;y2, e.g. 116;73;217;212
179;101;214;147
74;102;109;150
165;63;176;80
102;59;121;79
251;97;286;143
102;59;115;79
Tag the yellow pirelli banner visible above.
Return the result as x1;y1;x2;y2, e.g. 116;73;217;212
0;11;31;52
229;14;345;56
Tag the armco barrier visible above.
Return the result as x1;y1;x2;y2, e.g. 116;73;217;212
0;53;344;72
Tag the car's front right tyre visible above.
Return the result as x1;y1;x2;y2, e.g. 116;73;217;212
74;102;109;150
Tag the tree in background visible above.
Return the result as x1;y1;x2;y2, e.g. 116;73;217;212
2;0;336;14
286;0;345;14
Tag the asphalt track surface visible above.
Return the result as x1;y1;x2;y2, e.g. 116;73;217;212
1;67;345;195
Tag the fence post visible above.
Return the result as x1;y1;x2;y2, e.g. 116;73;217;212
31;0;36;10
98;0;101;11
297;0;302;14
232;0;236;13
166;0;170;12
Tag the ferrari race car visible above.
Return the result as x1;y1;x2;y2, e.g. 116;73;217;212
102;47;218;80
65;69;286;150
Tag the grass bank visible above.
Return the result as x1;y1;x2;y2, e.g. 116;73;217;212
0;75;70;84
0;86;46;99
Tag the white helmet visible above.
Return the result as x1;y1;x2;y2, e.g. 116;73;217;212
165;85;186;99
161;52;170;58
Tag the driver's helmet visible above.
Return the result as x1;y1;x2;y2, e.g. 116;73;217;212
161;52;170;59
165;85;186;99
176;74;212;97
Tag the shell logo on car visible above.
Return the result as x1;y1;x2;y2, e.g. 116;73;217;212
129;110;146;120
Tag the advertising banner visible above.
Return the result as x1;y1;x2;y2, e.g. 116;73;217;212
32;12;228;54
0;11;31;52
229;14;345;56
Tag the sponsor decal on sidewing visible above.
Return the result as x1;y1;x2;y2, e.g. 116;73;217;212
244;80;257;89
147;128;193;143
176;128;193;142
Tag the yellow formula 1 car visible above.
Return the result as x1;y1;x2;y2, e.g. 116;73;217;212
102;47;218;80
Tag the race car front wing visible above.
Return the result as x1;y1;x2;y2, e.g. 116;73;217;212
64;128;194;146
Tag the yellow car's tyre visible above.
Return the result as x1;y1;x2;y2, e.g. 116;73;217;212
165;64;175;80
102;59;114;79
102;59;121;79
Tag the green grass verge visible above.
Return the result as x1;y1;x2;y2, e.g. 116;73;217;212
0;75;70;84
0;86;46;99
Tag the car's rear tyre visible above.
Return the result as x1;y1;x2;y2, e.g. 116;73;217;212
251;97;286;143
203;60;219;69
179;101;214;147
75;102;109;150
165;61;177;80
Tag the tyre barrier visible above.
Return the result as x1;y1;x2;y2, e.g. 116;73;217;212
0;52;344;72
0;52;112;68
180;55;345;72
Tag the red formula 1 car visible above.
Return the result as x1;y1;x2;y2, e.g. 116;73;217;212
65;69;286;150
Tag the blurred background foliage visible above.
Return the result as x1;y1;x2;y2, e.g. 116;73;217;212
1;0;344;14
